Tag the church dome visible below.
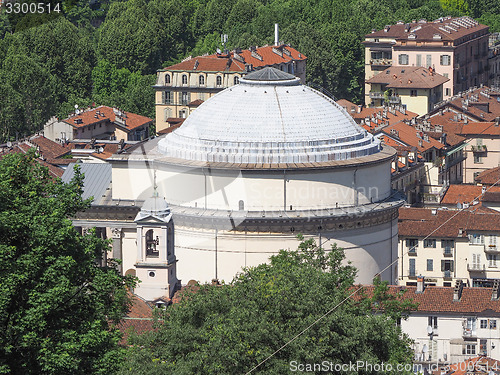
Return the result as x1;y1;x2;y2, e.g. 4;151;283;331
158;67;380;165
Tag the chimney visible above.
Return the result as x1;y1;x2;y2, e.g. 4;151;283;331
274;23;279;46
416;276;425;293
453;280;464;301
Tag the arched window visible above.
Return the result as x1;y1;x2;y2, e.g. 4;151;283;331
163;108;172;122
216;75;222;87
199;75;205;86
182;74;188;85
165;74;171;85
239;200;244;210
145;229;159;257
234;76;239;85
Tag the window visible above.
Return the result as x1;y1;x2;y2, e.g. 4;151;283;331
488;254;497;268
474;154;483;163
148;270;156;278
199;75;205;86
426;54;432;68
416;54;422;67
234;76;239;85
163;108;172;122
428;316;438;329
216;75;222;87
410;89;417;97
427;259;433;271
442;239;454;255
162;91;173;104
440;55;451;66
490;235;498;247
470;234;484;244
445;88;451;96
165;74;171;84
463;344;476;355
441;260;454;272
181;91;190;105
238;200;244;210
424;239;436;248
182;74;188;85
491;320;497;329
481;319;488;329
409;258;416;276
399;54;409;65
406;238;418;251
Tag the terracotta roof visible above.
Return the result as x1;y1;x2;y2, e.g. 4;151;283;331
165;55;246;72
381;121;444;152
234;45;306;68
441;184;500;205
436;87;500;122
117;293;155;345
188;99;204;107
366;16;488;42
30;135;69;159
356;285;500;314
63;106;152;131
336;99;359;114
399;207;500;238
476;167;500;185
367;66;448;89
483;191;500;203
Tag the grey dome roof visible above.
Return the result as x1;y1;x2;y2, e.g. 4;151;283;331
158;67;380;164
135;195;171;222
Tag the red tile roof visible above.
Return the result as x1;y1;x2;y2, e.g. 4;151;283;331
366;16;488;42
367;66;448;89
398;207;500;238
166;55;246;72
30;135;68;159
476;167;500;185
64;106;152;131
442;357;500;375
235;45;306;68
435;87;500;122
381;122;444;152
356;285;500;314
441;184;500;205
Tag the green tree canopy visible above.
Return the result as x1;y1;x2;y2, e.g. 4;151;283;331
119;238;415;374
0;151;136;374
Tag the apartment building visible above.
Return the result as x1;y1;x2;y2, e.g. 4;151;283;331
366;66;448;115
364;16;490;106
398;207;500;288
154;45;307;132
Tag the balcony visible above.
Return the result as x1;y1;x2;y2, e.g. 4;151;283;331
369;91;385;99
468;263;486;272
408;269;417;278
443;247;453;256
443;270;452;279
370;58;392;66
471;145;487;153
463;328;477;338
485;245;500;254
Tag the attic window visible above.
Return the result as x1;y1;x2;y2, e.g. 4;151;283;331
433;34;442;40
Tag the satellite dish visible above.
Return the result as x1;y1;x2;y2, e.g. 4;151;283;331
74;104;79;109
422;344;428;354
75;109;80;115
427;326;433;335
216;48;222;54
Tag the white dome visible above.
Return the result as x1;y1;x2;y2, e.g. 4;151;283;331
158;67;380;165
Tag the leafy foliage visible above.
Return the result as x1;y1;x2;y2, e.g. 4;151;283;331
118;238;416;374
0;151;136;374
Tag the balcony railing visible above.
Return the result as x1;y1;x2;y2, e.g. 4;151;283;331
408;268;417;277
463;328;477;338
443;247;453;256
443;270;452;279
369;91;385;99
485;245;500;254
471;145;487;153
370;58;392;66
468;263;486;272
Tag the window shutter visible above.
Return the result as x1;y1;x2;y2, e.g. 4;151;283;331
162;91;165;104
441;260;445;271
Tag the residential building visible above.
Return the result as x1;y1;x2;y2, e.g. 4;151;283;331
398;207;500;287
489;33;500;90
366;66;448;115
364;17;490;106
361;283;500;368
44;106;153;143
427;108;500;184
389;145;425;204
154;45;307;132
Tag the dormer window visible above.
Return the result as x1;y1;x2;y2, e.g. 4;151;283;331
199;75;205;86
216;76;222;87
182;74;188;85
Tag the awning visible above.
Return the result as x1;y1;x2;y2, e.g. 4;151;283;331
446;142;467;156
370;47;392;52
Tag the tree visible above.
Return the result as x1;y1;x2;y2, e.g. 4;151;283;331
119;237;415;375
0;151;136;374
